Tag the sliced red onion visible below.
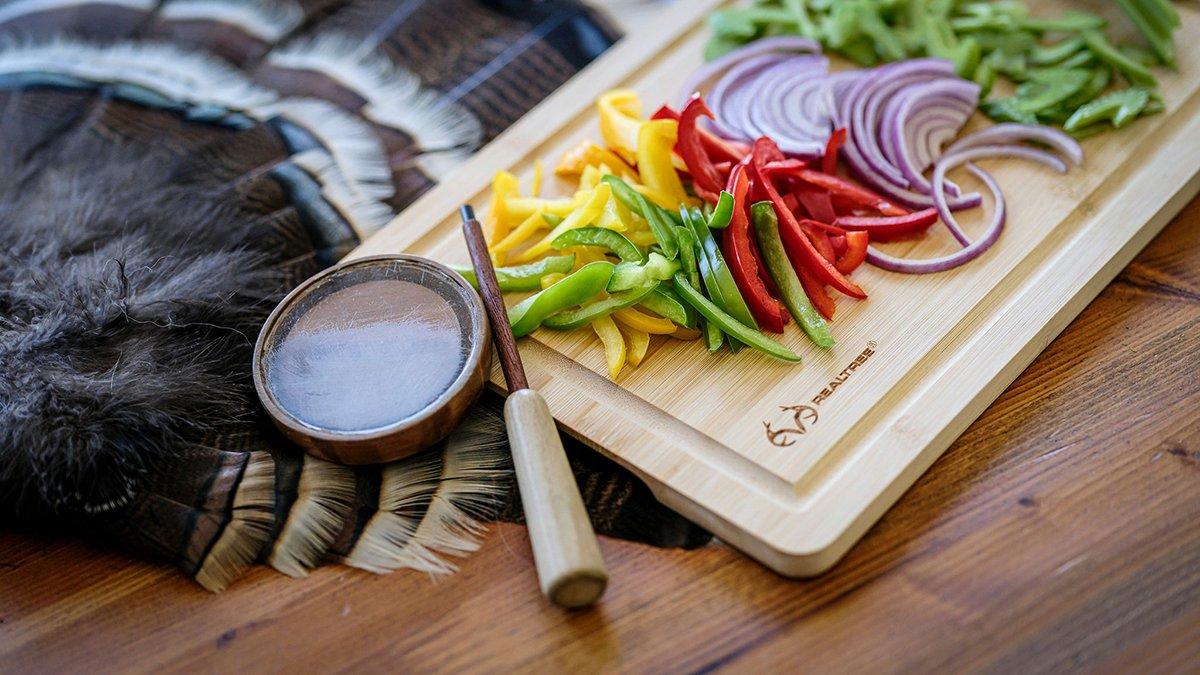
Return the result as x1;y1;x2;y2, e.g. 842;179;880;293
706;53;792;140
840;59;958;189
866;164;1005;274
932;144;1067;245
881;79;979;195
677;36;821;108
944;123;1084;166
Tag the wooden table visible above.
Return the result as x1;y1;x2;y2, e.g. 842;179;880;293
2;191;1198;674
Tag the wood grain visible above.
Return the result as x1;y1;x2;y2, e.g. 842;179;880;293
3;192;1197;673
504;389;608;608
346;0;1200;574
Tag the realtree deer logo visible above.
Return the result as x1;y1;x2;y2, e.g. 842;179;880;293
763;341;878;447
763;405;820;447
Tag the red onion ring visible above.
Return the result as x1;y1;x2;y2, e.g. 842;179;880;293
944;123;1084;166
706;53;792;140
932;144;1067;246
866;164;1005;274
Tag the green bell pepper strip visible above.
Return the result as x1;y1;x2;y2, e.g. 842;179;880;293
541;285;657;331
751;202;835;349
706;191;735;230
638;285;694;328
541;213;564;227
1113;0;1174;65
682;208;732;351
453;254;575;293
552;227;645;263
685;206;759;330
607;252;680;292
673;224;722;351
1017;11;1106;34
671;274;801;362
1031;36;1085;66
600;175;683;227
507;261;614;337
1011;68;1090;114
1081;29;1156;87
1065;87;1155;131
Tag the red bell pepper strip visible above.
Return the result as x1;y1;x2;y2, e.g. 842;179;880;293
720;163;787;332
752;138;867;300
822;128;847;176
800;219;838;264
835;231;869;274
833;208;939;241
763;161;908;217
794;186;837;223
651;105;750;164
796;263;836;320
674;95;727;202
831;234;847;257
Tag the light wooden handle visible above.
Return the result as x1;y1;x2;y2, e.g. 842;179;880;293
503;388;608;608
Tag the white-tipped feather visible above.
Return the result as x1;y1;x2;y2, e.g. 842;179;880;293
268;455;357;578
159;0;303;42
266;32;482;178
0;37;278;110
256;97;394;200
292;148;394;237
0;39;395;223
194;452;276;592
0;0;155;25
345;412;510;575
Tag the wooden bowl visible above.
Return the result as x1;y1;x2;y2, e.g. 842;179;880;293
253;254;491;465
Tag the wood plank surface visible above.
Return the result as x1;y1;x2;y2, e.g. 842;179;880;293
347;0;1200;574
3;193;1198;674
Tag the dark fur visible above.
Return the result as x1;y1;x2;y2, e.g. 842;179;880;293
0;101;286;517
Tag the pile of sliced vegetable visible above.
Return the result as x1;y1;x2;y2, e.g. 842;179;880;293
705;0;1180;137
455;0;1180;380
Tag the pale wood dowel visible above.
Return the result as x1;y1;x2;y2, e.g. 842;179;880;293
504;389;608;608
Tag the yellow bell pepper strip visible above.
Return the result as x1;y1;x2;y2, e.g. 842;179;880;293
541;284;656;331
601;175;684;227
504;194;586;222
607;252;680;292
490;209;548;263
578;164;603;190
751;202;834;349
453;254;575;293
624;327;650;367
636;119;692;209
595;195;630;232
485;171;521;241
513;184;611;263
531;161;543;197
540;272;566;289
625;229;659;248
639;285;694;328
508;261;614;337
552;227;645;263
591;315;627;380
614;307;675;335
671;273;801;362
597;89;643;165
556;139;638;181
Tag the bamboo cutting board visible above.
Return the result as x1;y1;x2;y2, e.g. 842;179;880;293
351;0;1200;575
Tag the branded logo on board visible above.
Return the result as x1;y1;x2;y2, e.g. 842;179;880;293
763;341;877;447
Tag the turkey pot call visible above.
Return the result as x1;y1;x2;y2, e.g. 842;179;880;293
253;255;491;465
